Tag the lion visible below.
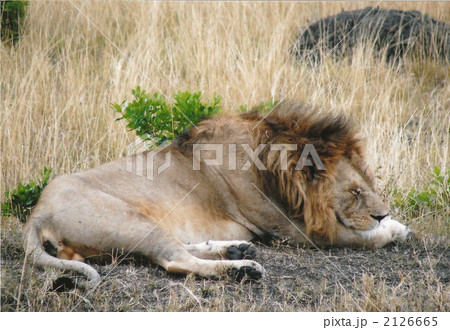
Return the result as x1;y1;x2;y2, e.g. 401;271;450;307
23;101;411;286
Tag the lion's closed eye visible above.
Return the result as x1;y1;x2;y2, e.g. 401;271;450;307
351;188;362;198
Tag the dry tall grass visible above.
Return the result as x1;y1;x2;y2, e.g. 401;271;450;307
2;1;448;201
0;0;449;312
2;1;449;190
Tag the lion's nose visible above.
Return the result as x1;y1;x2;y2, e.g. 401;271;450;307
371;214;388;222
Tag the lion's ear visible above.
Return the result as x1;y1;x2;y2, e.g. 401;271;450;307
303;177;337;242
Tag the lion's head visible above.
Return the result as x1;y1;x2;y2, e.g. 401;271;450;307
255;102;390;242
334;159;388;232
177;101;395;243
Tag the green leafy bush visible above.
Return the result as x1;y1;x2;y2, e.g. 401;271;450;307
113;87;221;144
1;168;52;223
393;166;449;212
239;98;279;113
0;1;28;44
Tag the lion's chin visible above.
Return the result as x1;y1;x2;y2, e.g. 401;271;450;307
355;216;393;238
355;216;412;243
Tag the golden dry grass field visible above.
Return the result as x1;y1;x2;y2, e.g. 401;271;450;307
1;1;449;312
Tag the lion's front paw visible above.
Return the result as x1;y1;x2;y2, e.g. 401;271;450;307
381;217;412;242
227;243;256;260
356;216;413;248
394;225;413;242
227;261;266;281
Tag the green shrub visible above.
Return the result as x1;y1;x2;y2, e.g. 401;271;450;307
393;166;449;212
0;1;28;44
1;168;52;223
113;87;221;145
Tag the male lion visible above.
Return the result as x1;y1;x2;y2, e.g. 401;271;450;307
24;101;411;286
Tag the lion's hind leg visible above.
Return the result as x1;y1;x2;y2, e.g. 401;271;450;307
184;240;256;260
24;224;101;288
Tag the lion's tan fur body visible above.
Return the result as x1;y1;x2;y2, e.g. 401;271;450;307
24;102;411;285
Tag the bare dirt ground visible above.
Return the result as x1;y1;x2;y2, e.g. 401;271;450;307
2;218;448;312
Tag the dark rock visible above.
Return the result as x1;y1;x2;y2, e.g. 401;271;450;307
291;7;450;63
